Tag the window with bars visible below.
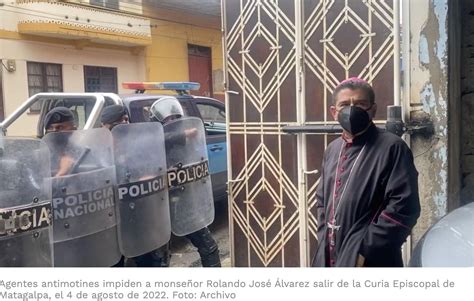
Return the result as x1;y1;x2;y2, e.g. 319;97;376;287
84;66;118;93
90;0;119;10
27;62;63;113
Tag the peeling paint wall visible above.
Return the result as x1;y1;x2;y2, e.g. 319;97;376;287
407;0;450;243
460;0;474;206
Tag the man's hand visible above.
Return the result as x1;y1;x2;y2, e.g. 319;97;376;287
55;155;75;177
184;128;198;138
356;254;365;267
139;175;154;181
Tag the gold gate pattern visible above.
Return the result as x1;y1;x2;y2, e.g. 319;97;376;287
223;0;396;267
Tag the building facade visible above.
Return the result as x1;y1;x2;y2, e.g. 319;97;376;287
0;0;223;136
222;0;472;266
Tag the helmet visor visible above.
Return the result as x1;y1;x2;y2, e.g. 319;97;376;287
150;97;184;122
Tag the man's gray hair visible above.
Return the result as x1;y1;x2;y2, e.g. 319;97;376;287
332;77;375;105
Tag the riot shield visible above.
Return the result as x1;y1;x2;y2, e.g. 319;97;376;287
164;117;214;236
112;123;170;257
43;128;121;267
0;138;52;267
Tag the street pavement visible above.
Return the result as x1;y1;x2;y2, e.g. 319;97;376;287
169;200;230;267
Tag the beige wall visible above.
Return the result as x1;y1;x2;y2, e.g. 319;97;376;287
145;20;224;99
0;39;146;136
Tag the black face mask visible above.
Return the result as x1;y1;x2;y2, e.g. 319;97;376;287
337;106;372;136
47;132;72;150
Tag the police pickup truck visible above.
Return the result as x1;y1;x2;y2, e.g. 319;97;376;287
0;82;227;202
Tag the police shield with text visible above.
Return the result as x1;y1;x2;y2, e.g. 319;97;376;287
0;138;53;267
112;122;171;257
134;97;221;268
150;97;215;236
42;108;121;266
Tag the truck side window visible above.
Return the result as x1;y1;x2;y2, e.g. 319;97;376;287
196;103;225;123
196;103;225;136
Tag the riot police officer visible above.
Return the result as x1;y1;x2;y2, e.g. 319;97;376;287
132;96;221;267
101;104;130;267
43;107;78;177
101;104;130;130
0;125;52;267
102;104;172;267
44;107;77;133
43;107;121;267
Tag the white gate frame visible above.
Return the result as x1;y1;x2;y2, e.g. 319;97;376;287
223;0;403;267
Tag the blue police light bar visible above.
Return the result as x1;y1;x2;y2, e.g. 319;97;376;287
122;82;201;92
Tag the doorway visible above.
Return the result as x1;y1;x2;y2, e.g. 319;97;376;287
188;44;213;97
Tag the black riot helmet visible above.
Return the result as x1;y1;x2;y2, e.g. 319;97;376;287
149;96;184;124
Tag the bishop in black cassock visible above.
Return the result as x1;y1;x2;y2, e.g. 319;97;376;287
312;78;421;267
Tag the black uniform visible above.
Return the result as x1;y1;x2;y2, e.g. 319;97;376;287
312;124;420;267
131;128;221;267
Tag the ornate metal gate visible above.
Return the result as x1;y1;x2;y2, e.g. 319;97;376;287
223;0;398;267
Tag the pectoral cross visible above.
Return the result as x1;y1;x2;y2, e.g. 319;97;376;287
327;221;341;246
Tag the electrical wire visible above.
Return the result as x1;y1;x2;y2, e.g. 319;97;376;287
8;1;145;14
2;1;220;29
414;136;440;158
56;0;221;22
91;0;144;13
2;3;152;28
0;9;140;34
2;2;176;28
0;2;221;56
0;12;220;57
0;7;219;40
122;0;221;17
